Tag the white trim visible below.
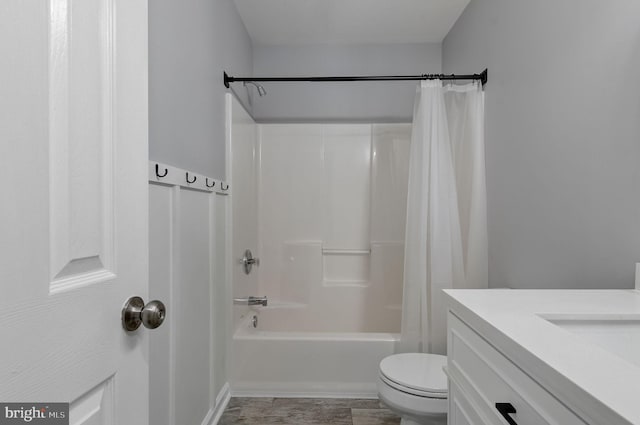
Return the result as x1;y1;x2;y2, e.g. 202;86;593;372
216;382;232;409
208;192;217;425
203;382;231;425
168;184;180;425
224;93;235;413
200;408;215;425
149;161;230;195
230;384;378;400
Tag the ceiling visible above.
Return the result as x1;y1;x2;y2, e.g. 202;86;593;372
233;0;470;46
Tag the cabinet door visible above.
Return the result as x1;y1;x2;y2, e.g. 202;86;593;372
449;377;495;425
448;313;588;425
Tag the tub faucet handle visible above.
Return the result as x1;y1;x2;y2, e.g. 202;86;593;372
242;249;259;274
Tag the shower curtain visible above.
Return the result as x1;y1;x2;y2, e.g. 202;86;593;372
399;80;487;355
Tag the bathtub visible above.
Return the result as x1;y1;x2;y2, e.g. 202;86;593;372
230;305;400;398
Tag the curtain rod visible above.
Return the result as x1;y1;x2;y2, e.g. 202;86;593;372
223;69;487;88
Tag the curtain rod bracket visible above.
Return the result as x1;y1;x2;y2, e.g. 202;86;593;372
479;69;488;86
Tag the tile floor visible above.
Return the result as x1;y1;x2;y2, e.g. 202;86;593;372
219;397;401;425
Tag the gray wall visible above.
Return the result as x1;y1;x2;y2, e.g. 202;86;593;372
251;43;442;122
443;0;640;289
149;0;253;178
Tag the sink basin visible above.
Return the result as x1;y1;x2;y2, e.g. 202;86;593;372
542;314;640;368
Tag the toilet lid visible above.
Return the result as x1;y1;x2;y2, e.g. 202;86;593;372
379;353;448;395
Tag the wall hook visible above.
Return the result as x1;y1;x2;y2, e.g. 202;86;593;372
155;164;168;178
221;182;229;191
206;178;215;188
186;172;197;184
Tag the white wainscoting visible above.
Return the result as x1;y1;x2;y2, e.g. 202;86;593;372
149;164;229;425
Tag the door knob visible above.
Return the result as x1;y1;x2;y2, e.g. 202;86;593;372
122;296;166;331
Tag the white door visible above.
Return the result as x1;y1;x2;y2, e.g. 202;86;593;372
0;0;150;424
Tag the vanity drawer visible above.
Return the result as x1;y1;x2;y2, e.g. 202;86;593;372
448;313;588;425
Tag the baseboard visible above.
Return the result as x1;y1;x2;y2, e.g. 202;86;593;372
200;408;215;425
230;382;378;399
231;390;378;399
201;382;231;425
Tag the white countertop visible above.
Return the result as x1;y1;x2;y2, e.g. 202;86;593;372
444;289;640;425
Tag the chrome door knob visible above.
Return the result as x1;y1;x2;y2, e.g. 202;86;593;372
142;300;166;329
122;296;166;331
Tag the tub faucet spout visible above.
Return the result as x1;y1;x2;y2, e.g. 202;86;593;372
234;296;268;307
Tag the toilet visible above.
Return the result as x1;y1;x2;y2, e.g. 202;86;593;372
377;353;448;425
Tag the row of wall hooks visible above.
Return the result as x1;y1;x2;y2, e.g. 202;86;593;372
150;162;230;194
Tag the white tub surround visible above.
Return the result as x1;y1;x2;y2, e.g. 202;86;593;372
444;289;640;425
226;98;410;398
257;124;410;332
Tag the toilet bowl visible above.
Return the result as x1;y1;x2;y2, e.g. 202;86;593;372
377;353;448;425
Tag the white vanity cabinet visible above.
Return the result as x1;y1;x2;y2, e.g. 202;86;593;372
443;289;640;425
446;312;587;425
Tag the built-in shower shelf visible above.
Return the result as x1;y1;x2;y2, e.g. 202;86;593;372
323;280;370;288
322;247;371;283
322;248;371;255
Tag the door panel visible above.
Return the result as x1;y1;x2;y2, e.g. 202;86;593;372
49;0;116;291
69;378;114;425
0;0;148;423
